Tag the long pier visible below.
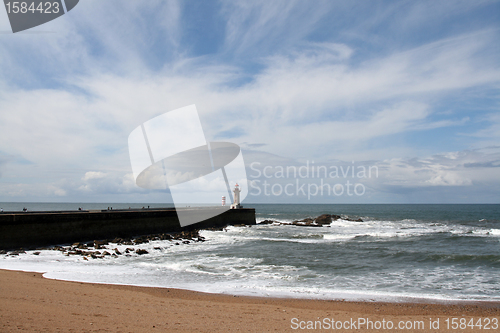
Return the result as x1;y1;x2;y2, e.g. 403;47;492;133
0;208;256;250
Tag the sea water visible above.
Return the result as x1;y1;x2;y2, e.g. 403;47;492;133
0;203;499;302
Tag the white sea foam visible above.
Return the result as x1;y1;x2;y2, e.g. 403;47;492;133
489;228;500;236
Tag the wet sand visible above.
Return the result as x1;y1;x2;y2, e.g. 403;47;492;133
0;269;498;332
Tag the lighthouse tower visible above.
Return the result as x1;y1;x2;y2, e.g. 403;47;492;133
230;183;242;209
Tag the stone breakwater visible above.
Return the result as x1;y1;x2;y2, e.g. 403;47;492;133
0;208;256;250
259;213;363;227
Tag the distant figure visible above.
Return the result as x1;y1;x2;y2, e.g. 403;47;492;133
0;208;3;213
78;207;82;211
22;207;27;212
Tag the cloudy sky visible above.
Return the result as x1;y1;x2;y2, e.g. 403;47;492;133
0;0;499;204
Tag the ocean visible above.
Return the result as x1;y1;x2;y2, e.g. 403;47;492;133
1;203;499;303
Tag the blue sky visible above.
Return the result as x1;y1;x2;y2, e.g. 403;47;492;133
0;0;499;203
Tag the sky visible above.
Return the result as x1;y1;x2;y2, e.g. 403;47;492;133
0;0;499;204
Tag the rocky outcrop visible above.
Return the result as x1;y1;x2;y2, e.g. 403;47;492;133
258;220;277;224
267;214;362;228
314;214;332;225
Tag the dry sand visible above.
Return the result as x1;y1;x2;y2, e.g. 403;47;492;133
0;269;498;332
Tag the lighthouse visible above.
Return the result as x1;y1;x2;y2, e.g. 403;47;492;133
230;183;242;209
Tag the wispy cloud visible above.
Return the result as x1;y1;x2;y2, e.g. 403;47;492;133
221;0;331;56
0;1;498;202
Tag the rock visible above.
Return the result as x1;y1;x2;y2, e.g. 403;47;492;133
331;215;341;220
0;250;7;254
182;240;190;244
258;220;277;224
114;248;122;255
94;240;108;246
204;226;225;231
135;249;149;255
160;234;172;240
292;218;314;224
102;251;110;256
134;236;148;244
292;221;309;226
94;240;108;249
291;217;320;227
346;217;363;222
315;214;332;225
32;251;41;255
153;247;162;250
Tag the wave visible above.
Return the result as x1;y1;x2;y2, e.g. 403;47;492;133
256;217;500;243
422;254;500;264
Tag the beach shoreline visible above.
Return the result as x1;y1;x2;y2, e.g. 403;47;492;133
1;269;498;332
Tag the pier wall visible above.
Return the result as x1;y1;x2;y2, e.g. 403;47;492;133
0;208;256;250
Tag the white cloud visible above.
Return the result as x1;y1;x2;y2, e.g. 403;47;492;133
78;171;142;195
425;173;472;186
82;171;106;181
379;147;500;188
0;1;498;202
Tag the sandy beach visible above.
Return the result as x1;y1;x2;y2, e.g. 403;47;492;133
0;269;498;332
